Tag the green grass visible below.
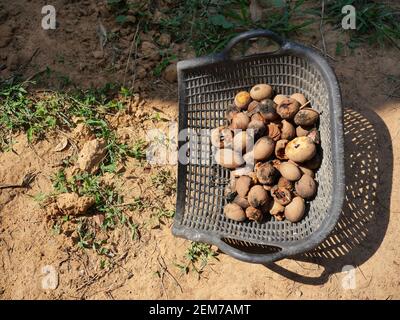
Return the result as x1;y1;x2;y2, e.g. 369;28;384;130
129;196;146;211
158;0;314;56
50;167;174;252
130;139;147;161
106;0;151;29
155;208;175;224
0;79;170;259
31;66;74;89
176;241;218;275
0;81;63;146
153;51;177;77
52;171;126;229
105;0;400;61
146;207;175;229
51;169;140;252
321;0;400;51
151;169;176;195
0;81;146;169
106;0;315;58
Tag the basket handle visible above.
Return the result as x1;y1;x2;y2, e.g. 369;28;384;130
213;237;288;264
221;29;288;58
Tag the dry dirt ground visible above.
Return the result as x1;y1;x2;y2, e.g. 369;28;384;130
0;1;400;299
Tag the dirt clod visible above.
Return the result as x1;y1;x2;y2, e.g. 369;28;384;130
163;63;177;83
158;33;171;47
72;122;94;142
56;193;95;216
76;138;107;173
136;65;147;79
141;41;160;61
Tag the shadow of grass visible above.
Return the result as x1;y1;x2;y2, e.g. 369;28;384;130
265;107;392;285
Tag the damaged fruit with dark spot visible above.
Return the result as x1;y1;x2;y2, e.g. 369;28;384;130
246;206;263;222
248;185;269;208
250;84;273;101
294;108;319;127
271;185;292;206
285;137;316;163
276;98;300;120
255;162;277;185
259;99;279;121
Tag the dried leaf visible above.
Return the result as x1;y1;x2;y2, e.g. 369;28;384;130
53;137;69;152
93;214;105;227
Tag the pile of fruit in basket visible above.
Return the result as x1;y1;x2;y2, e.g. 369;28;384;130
211;84;321;223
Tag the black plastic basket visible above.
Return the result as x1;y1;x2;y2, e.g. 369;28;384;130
172;30;345;264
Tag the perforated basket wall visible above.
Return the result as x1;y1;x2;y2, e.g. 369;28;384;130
172;30;344;264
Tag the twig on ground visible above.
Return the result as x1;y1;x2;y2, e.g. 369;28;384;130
357;265;368;281
19;48;40;73
25;69;47;82
0;171;37;190
319;0;327;57
75;252;130;293
157;255;183;293
294;260;320;271
311;45;337;61
157;256;169;299
383;83;400;101
123;21;141;88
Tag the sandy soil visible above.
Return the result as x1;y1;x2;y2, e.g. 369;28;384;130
0;1;399;299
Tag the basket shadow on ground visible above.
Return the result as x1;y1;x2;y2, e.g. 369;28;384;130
264;106;393;285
